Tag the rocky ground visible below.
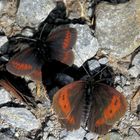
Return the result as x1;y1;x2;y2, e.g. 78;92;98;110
0;0;140;140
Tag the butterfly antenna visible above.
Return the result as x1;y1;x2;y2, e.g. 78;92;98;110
92;65;108;79
74;48;91;77
14;36;37;42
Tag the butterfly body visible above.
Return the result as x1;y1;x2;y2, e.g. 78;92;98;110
53;78;127;134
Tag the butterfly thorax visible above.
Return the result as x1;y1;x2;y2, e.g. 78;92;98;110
33;40;50;62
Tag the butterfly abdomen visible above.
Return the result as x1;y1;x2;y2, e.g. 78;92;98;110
81;84;93;127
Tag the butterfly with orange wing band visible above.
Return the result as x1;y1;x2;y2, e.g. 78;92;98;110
6;27;77;81
53;75;127;134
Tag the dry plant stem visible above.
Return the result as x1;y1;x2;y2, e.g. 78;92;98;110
78;0;93;25
36;81;41;97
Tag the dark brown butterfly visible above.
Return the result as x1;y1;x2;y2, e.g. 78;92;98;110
6;27;77;81
53;77;127;134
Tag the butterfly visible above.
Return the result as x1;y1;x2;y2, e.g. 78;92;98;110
53;77;127;134
6;27;77;81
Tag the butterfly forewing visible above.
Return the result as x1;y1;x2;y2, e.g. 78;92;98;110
53;80;85;130
47;27;77;50
88;83;127;134
6;47;42;77
47;27;77;66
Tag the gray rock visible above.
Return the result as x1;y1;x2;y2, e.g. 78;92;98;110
0;36;8;48
47;136;56;140
28;82;36;92
21;27;34;37
72;25;100;66
129;52;140;77
85;132;98;140
95;0;140;59
0;89;11;104
0;123;9;130
59;130;68;139
114;75;127;87
64;127;86;140
116;85;123;93
128;53;140;78
132;52;140;66
102;132;123;140
42;129;49;140
47;120;55;131
0;133;16;140
18;137;32;140
125;135;140;140
0;107;41;131
87;59;100;71
16;0;55;27
0;1;5;12
125;126;140;140
43;114;62;139
123;85;133;96
128;66;140;78
99;57;108;65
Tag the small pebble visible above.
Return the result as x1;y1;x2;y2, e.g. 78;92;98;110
0;36;8;47
85;132;98;140
87;59;100;71
21;28;34;37
98;57;108;65
128;66;140;78
0;89;11;104
64;127;86;140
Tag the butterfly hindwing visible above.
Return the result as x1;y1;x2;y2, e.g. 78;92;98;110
88;83;127;134
53;80;85;130
6;47;42;77
29;66;42;81
50;49;74;66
